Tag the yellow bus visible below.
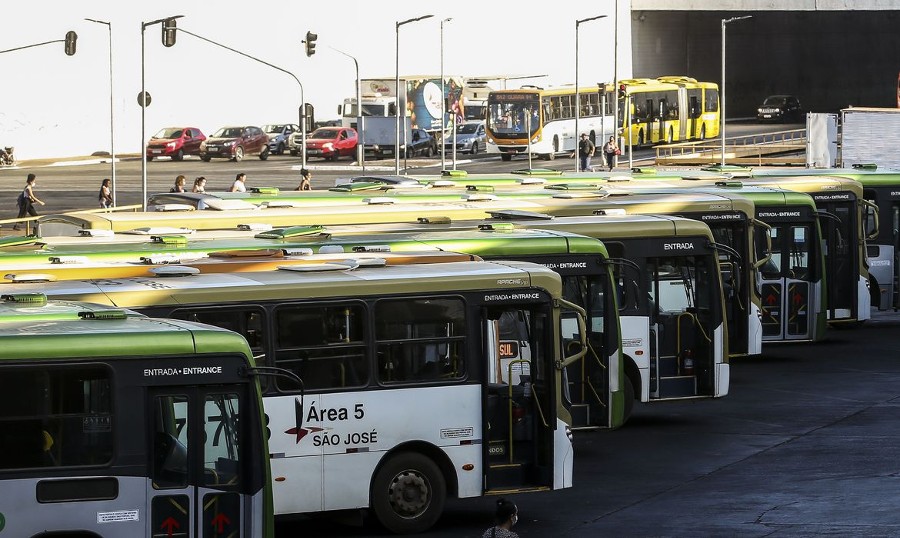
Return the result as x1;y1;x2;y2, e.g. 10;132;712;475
619;76;720;147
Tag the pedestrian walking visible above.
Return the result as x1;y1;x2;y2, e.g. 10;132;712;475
482;498;519;538
13;173;44;231
98;178;113;209
296;168;312;191
603;136;619;171
577;133;595;172
229;173;247;193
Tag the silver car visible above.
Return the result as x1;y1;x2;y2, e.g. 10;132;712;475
263;124;299;155
444;120;486;155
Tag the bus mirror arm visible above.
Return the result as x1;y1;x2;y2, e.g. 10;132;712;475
241;366;305;394
555;297;587;370
750;219;774;271
861;199;880;240
708;241;743;288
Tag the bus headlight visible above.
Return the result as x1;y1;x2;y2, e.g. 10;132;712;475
487;137;496;145
566;425;573;442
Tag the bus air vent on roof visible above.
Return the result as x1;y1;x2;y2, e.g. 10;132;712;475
417;216;452;224
363;197;396;205
49;256;89;265
78;229;115;237
3;274;56;283
488;209;553;220
149;265;201;277
238;223;274;232
1;292;48;304
78;310;129;320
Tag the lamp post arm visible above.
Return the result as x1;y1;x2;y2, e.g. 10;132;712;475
177;28;306;168
0;39;63;55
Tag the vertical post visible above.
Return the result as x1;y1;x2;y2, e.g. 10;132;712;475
721;18;726;166
140;22;147;211
86;18;116;205
613;0;619;151
394;15;434;176
721;15;752;167
395;21;400;175
575;20;580;172
107;22;116;206
440;19;447;171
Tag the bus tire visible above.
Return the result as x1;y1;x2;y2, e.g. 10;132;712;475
667;127;674;144
500;154;512;161
699;126;706;140
371;451;446;534
638;130;645;146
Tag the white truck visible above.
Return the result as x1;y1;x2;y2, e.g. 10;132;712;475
339;76;466;134
359;116;412;160
807;107;900;168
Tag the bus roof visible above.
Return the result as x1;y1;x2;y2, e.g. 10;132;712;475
0;297;252;361
0;260;565;309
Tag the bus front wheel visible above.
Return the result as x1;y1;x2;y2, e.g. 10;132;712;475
500;154;512;161
371;451;446;534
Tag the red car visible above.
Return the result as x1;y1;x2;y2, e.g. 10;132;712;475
200;125;270;162
146;127;206;161
303;127;358;161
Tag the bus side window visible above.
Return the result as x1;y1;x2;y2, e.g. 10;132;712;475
375;297;466;384
275;304;368;391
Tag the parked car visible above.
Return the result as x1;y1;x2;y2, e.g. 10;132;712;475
301;127;359;161
757;95;803;123
263;124;299;155
146;127;206;161
199;126;270;162
444;120;486;155
401;128;437;158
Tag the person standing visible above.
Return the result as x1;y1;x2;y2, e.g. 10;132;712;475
482;498;519;538
229;173;247;192
13;173;44;231
577;133;595;172
295;168;312;191
192;176;207;193
98;178;113;209
603;136;619;171
170;175;186;193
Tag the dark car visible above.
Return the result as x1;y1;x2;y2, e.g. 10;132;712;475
303;127;359;161
757;95;803;123
199;126;270;162
402;128;437;158
146;127;206;161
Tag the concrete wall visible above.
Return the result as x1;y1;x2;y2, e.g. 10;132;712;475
631;10;900;117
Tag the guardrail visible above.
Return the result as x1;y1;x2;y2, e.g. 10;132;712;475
1;204;142;237
655;129;807;166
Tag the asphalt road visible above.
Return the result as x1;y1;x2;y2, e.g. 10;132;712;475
279;311;900;537
0;122;801;223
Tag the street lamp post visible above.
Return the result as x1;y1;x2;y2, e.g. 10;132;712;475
141;15;183;211
440;17;452;172
395;14;433;175
85;18;116;206
575;14;607;172
721;15;752;166
327;45;364;171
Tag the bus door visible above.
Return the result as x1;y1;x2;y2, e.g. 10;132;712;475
149;386;252;537
646;250;719;400
688;94;700;139
813;194;860;321
758;222;816;341
485;303;557;492
656;99;668;143
862;187;895;310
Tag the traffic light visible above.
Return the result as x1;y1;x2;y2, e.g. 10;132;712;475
304;31;317;57
618;84;627;99
162;17;178;47
64;31;77;56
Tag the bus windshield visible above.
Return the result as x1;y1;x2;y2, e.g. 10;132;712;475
488;95;540;136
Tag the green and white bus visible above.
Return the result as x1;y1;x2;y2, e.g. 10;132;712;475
0;260;586;535
0;294;274;537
